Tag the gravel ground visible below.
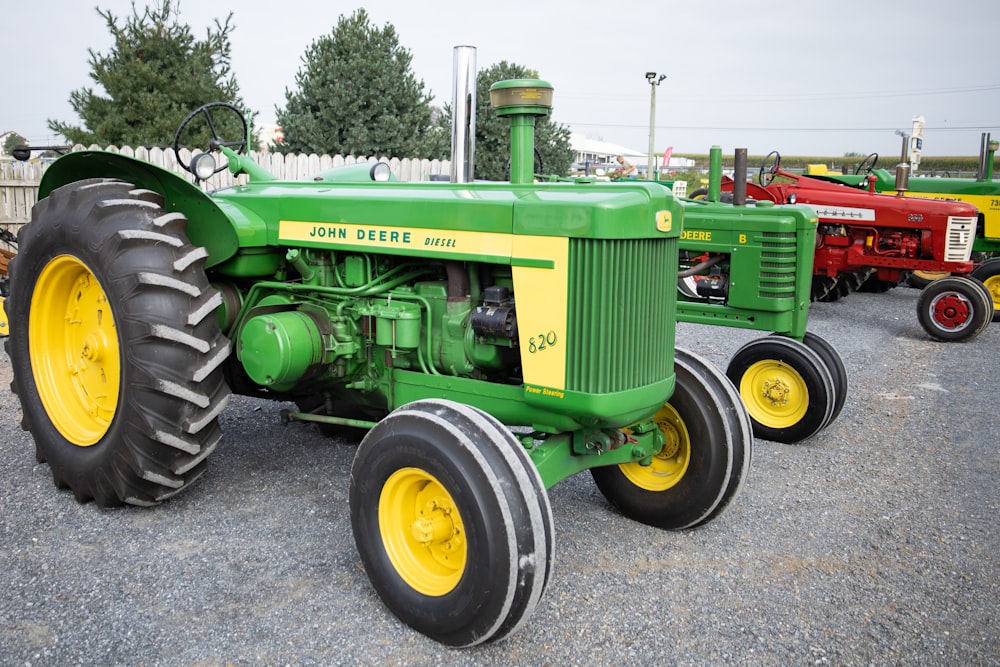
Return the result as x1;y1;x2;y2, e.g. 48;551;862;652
1;285;997;667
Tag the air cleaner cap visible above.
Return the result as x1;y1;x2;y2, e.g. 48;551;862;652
489;79;553;116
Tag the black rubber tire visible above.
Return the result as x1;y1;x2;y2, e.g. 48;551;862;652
798;332;848;428
590;348;752;530
349;399;553;647
843;269;871;292
822;277;852;301
971;257;1000;321
857;273;897;293
916;276;991;342
5;179;231;507
726;336;836;444
811;275;839;302
676;347;753;524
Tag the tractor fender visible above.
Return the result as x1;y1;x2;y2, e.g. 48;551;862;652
38;151;242;268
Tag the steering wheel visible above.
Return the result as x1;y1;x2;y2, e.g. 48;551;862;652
758;151;781;186
854;152;878;175
173;102;249;175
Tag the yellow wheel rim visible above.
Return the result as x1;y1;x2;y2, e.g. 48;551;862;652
739;359;807;429
982;274;1000;314
379;467;466;596
619;403;691;492
912;270;950;282
29;255;120;445
0;296;9;337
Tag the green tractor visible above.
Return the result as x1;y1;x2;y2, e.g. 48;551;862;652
673;148;845;444
5;81;753;646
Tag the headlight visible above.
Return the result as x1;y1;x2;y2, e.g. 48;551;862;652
787;192;797;205
370;162;392;182
191;152;217;181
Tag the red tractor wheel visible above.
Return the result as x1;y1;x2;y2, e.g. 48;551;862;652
916;276;991;342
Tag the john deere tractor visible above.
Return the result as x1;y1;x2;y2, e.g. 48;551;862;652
4;80;753;646
678;148;846;444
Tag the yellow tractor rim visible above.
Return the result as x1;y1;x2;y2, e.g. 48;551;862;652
620;403;691;492
379;467;466;596
739;359;808;429
0;296;9;337
982;274;1000;313
911;270;950;282
29;255;120;445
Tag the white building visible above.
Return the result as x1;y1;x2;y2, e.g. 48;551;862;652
569;132;694;175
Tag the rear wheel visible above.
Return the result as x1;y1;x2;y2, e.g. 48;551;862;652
857;273;897;293
916;276;991;342
726;336;836;443
811;275;839;302
591;348;752;530
5;179;231;506
971;258;1000;321
349;399;553;647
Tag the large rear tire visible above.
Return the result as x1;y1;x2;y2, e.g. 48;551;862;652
591;348;752;530
349;399;553;647
5;179;231;506
916;276;991;342
726;336;836;444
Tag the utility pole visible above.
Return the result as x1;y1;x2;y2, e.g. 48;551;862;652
646;72;666;179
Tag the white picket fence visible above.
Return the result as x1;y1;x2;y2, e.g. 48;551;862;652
0;146;452;247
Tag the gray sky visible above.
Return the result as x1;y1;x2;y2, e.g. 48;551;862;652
6;0;1000;158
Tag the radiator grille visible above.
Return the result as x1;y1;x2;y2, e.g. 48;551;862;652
565;237;677;393
758;231;797;299
944;216;976;262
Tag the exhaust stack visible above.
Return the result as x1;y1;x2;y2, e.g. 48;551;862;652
450;46;477;183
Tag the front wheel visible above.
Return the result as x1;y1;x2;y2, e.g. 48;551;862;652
349;399;553;647
5;179;232;506
726;336;836;444
799;332;848;428
916;276;991;342
591;348;752;530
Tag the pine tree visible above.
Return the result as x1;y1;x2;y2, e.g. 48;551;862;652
48;1;253;147
3;132;28;156
274;9;442;158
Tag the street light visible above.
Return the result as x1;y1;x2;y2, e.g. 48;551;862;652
646;72;666;179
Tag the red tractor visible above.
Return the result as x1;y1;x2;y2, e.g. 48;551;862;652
715;152;991;342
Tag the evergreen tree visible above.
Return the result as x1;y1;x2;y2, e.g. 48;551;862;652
48;1;253;147
274;9;440;158
3;132;28;156
435;61;575;181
